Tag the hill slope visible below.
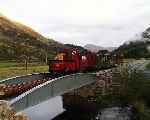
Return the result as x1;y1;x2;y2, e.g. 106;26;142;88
84;44;116;52
0;13;65;60
114;27;150;58
65;44;86;53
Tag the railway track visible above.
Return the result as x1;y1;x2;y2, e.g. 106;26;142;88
0;60;147;100
0;79;50;98
0;65;116;100
0;72;61;99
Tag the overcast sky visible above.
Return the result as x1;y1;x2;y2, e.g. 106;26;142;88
0;0;150;47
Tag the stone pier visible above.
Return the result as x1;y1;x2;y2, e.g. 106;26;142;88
62;70;113;111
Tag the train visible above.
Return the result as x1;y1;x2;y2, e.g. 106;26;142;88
0;49;123;98
48;48;123;74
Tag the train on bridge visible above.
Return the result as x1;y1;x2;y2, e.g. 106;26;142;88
49;48;123;74
0;48;123;98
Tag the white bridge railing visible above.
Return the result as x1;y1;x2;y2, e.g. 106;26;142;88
0;73;49;85
9;73;97;112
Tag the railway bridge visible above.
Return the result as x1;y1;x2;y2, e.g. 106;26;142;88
0;69;112;113
0;60;149;120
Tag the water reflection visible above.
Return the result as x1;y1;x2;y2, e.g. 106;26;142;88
23;96;64;120
21;96;132;120
95;107;132;120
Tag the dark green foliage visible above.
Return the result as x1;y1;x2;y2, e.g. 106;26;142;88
95;65;150;119
111;66;150;119
142;27;150;39
114;41;150;58
145;62;150;70
113;67;146;103
64;44;86;53
114;27;150;59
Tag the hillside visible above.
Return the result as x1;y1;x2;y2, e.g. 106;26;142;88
0;13;65;61
84;44;116;52
114;27;150;58
84;44;104;52
65;44;86;53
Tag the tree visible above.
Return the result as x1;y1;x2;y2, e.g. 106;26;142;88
13;43;34;70
38;49;48;64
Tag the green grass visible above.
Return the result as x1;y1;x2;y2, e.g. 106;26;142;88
146;62;150;70
0;61;48;80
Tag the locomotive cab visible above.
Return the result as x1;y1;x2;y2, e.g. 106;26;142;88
48;49;80;74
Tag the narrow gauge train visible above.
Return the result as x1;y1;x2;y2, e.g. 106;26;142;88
48;49;120;74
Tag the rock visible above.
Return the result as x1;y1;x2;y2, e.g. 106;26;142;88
13;112;29;120
0;100;29;120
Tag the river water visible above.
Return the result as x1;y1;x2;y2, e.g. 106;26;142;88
22;96;132;120
94;107;132;120
23;96;64;120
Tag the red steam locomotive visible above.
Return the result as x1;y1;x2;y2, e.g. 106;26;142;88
49;49;96;73
48;49;122;74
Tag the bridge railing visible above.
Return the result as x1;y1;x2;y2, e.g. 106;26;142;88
10;73;97;112
0;73;47;85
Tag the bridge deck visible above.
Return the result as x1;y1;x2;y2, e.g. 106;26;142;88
0;72;98;112
0;60;149;113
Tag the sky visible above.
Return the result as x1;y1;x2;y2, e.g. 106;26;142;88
0;0;150;47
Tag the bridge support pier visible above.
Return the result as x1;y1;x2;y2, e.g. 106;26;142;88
62;70;113;105
62;82;104;111
61;71;113;119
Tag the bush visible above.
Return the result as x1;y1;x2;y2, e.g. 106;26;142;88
111;65;150;119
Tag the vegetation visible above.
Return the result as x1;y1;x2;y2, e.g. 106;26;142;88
0;13;66;61
146;62;150;70
114;40;150;58
64;44;86;53
0;61;48;80
114;27;150;59
96;65;150;119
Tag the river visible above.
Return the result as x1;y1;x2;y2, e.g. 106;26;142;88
23;96;64;120
23;96;133;120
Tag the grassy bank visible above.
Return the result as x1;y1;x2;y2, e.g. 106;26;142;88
0;61;48;80
95;65;150;119
146;61;150;70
